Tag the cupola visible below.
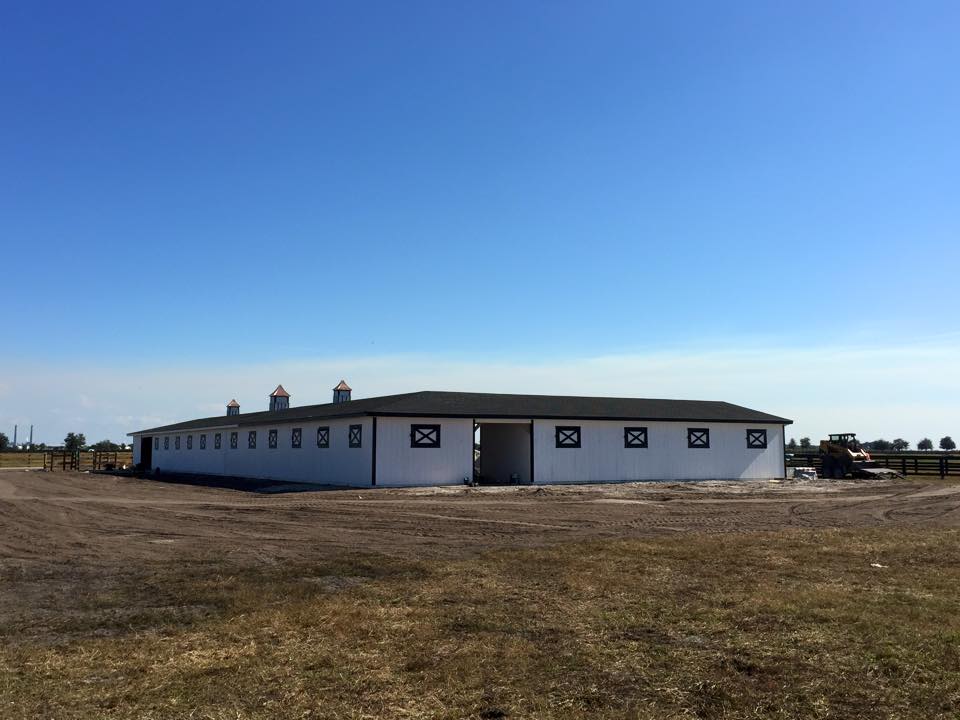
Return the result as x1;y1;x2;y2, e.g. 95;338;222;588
269;385;290;412
332;380;352;404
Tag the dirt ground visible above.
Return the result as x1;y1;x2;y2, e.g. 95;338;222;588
3;470;960;719
3;470;959;565
3;469;959;641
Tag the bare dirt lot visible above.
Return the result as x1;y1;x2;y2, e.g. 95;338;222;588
3;470;960;719
4;471;959;568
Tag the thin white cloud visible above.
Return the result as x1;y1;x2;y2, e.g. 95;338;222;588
1;337;957;446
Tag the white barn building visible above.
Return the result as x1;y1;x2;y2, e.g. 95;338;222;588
129;382;791;487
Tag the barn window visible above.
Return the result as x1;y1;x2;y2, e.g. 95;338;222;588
687;428;710;449
317;426;329;448
410;424;441;448
248;431;257;449
555;426;581;448
349;424;362;448
268;429;278;449
746;429;767;449
624;427;648;448
175;436;181;450
154;437;159;450
199;434;206;450
230;432;238;449
292;428;302;448
186;435;193;450
164;436;169;450
214;432;222;449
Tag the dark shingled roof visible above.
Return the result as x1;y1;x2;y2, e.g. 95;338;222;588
131;391;791;435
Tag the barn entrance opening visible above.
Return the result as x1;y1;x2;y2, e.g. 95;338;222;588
140;436;152;470
475;420;531;485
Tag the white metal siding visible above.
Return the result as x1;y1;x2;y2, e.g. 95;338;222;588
143;417;372;486
374;416;474;487
534;420;784;483
133;416;784;487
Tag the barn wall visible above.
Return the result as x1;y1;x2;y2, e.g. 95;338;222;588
533;420;784;483
135;416;785;487
375;416;474;487
142;417;372;486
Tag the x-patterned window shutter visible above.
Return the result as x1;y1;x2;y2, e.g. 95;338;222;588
624;427;648;448
555;426;581;448
349;424;362;448
410;424;441;448
687;428;710;448
746;429;767;449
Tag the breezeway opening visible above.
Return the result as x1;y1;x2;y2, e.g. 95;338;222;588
475;420;532;485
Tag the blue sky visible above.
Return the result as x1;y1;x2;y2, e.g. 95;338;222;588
1;2;958;444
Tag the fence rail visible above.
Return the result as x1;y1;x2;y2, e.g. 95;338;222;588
0;452;47;469
786;452;960;477
0;451;133;471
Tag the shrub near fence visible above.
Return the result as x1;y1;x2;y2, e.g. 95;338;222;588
786;452;960;477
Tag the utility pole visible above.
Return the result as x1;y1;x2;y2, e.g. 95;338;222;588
13;424;16;447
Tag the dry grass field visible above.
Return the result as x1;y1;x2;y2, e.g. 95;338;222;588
2;470;959;719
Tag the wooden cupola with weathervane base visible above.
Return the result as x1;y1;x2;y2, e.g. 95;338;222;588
333;380;352;404
269;385;290;412
226;399;240;416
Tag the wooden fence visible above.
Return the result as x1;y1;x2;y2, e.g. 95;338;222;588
0;452;47;469
786;451;960;477
0;451;133;471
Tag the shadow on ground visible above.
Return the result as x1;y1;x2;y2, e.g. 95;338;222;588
133;471;338;494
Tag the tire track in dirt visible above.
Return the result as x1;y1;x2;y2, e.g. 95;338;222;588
2;471;958;567
3;470;959;643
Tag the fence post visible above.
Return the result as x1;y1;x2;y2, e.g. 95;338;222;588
940;457;946;478
902;457;907;475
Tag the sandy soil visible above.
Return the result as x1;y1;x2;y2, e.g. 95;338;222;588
2;469;959;646
3;470;960;565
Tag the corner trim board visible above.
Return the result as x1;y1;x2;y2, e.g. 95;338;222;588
371;417;377;486
530;419;535;483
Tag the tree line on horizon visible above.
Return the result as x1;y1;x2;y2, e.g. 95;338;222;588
787;436;956;452
0;432;129;452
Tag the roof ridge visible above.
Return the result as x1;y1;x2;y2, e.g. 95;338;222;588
130;390;790;436
412;389;729;404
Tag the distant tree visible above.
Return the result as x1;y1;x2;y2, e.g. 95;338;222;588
940;436;957;451
918;438;934;451
91;439;120;451
63;432;86;452
786;438;798;451
868;438;892;452
0;432;8;451
891;438;910;452
799;437;812;449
